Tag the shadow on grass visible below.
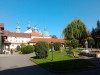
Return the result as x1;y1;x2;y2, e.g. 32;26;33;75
31;56;97;73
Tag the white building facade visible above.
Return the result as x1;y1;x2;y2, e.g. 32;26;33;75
4;31;31;49
4;23;51;49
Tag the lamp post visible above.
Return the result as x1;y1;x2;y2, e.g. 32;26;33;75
50;42;54;70
51;42;54;61
0;28;3;54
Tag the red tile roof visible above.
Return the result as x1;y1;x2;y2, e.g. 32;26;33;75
31;31;41;36
3;30;31;38
29;38;64;43
0;23;4;28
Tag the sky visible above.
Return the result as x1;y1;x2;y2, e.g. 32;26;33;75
0;0;100;38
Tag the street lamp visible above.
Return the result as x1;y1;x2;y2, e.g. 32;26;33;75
51;42;54;61
0;28;3;54
50;42;54;70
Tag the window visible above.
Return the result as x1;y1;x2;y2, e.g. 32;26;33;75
12;44;14;47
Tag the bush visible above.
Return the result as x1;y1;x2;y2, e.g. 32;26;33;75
16;45;20;51
71;39;79;48
66;49;72;55
53;42;61;51
21;45;34;54
35;41;49;58
20;43;26;48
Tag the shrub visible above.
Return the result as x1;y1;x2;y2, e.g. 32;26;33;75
71;39;79;48
16;45;20;51
21;45;34;54
20;43;26;48
53;42;61;51
35;41;49;58
66;49;72;55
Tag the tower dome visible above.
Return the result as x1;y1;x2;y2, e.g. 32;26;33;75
42;27;50;37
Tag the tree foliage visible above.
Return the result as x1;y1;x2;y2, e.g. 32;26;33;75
64;40;71;47
51;35;57;38
65;39;78;49
97;20;100;28
35;41;49;58
53;42;62;51
63;19;88;41
91;20;100;48
71;39;79;48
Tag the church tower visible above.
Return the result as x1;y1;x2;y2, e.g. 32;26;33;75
32;25;38;32
42;27;50;37
27;22;31;30
16;22;20;33
24;22;32;33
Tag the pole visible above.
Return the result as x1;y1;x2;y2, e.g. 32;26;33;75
51;42;54;70
51;42;53;61
52;48;53;61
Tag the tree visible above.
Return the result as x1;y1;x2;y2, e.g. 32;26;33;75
91;20;100;48
71;39;79;48
97;20;100;28
51;35;57;38
35;41;49;58
63;19;88;41
64;40;71;47
53;42;62;51
91;28;95;38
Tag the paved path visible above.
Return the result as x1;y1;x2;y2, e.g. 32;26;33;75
0;53;55;75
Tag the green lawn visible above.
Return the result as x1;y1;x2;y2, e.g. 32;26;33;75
30;49;95;72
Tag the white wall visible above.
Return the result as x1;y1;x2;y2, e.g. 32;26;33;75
7;36;31;49
7;35;51;49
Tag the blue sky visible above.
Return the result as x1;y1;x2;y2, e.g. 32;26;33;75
0;0;100;38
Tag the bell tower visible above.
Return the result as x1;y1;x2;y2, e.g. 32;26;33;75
27;22;31;30
16;22;20;33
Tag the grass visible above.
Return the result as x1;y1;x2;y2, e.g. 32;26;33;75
30;49;95;72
